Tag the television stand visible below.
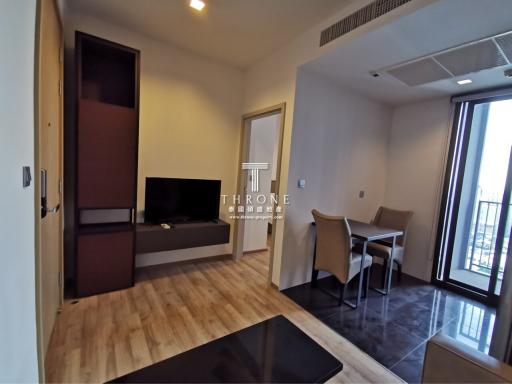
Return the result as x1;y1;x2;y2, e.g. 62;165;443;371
136;219;230;254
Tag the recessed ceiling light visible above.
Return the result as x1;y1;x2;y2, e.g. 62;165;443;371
190;0;205;11
457;79;473;85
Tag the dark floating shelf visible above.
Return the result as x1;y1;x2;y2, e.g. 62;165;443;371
136;220;230;254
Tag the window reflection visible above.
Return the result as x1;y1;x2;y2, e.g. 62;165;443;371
452;301;495;353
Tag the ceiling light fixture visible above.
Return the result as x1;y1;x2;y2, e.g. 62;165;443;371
190;0;205;11
457;79;473;85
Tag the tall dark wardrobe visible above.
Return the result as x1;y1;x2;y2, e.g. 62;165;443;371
73;32;140;297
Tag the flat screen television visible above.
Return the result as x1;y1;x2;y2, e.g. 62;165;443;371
144;178;221;224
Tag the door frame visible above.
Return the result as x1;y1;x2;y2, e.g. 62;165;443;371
432;93;512;306
488;148;512;296
232;103;286;284
34;0;64;378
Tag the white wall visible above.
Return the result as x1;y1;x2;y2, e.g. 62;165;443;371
62;13;243;269
280;69;391;289
243;0;431;286
243;114;279;252
241;0;451;286
0;0;40;381
384;98;453;281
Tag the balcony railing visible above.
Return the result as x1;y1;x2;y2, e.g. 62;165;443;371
467;200;508;277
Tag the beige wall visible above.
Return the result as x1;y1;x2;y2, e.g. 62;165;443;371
243;0;432;286
61;0;442;283
384;98;453;281
63;1;368;278
243;0;369;286
279;69;392;289
62;13;243;268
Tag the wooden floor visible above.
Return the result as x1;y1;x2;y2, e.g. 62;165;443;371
45;250;402;383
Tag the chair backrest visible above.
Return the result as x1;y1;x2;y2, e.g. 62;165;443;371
372;206;413;246
312;209;352;284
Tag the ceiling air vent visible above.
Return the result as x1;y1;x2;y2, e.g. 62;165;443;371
319;0;412;47
382;30;512;86
387;58;452;86
435;40;508;76
495;32;512;62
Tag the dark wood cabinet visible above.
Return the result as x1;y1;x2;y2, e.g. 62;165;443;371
77;100;138;208
74;32;140;297
77;230;135;296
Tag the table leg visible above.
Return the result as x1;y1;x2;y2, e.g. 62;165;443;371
371;235;397;296
386;236;396;294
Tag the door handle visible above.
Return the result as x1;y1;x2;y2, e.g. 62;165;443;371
41;169;48;218
48;204;60;214
41;169;60;218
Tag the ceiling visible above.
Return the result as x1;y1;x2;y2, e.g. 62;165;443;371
65;0;353;68
305;0;512;106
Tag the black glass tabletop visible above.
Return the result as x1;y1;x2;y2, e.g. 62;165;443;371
108;315;343;383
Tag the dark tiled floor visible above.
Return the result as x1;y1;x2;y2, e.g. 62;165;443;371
282;267;496;383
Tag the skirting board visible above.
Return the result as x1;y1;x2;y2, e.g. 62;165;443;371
243;248;269;254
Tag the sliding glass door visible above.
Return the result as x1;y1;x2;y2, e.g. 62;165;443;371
434;96;512;304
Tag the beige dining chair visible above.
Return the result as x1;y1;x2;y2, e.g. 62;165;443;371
367;206;413;285
311;209;373;308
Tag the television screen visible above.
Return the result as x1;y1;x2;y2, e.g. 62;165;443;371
144;178;221;224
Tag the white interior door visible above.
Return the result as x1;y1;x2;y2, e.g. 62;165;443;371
243;114;279;252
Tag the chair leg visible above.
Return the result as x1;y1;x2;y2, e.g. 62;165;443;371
364;267;371;298
338;281;345;306
311;269;319;288
341;281;358;309
397;262;402;284
381;259;388;289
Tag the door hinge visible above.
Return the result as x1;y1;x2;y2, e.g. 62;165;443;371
58;80;62;96
58;179;63;194
58;271;63;287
